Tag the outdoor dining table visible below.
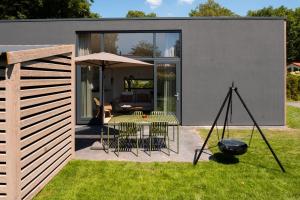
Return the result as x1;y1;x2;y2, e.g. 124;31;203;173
104;114;180;153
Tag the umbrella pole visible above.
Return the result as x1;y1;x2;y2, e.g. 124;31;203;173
100;65;105;126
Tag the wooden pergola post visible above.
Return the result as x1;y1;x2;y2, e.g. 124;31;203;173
5;63;21;200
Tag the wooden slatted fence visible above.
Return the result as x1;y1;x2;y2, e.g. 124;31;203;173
0;45;75;200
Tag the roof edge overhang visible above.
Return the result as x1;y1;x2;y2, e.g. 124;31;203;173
0;16;286;23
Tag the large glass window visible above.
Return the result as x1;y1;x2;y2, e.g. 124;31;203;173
104;33;154;57
156;33;180;57
77;31;181;123
157;63;177;113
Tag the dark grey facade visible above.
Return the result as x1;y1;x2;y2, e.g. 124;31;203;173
0;18;286;126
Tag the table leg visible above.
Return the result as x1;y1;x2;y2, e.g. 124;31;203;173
100;126;103;148
177;125;179;154
113;124;116;139
173;126;175;141
107;124;110;153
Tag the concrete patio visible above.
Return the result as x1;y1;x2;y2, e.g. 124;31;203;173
75;126;210;162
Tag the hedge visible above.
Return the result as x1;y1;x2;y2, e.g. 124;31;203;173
287;74;300;101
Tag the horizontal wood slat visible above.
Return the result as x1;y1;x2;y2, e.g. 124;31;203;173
21;116;71;148
0;123;5;131
20;104;70;128
0;82;5;88
21;134;71;168
0;113;5;120
21;98;71;118
40;55;71;65
20;79;71;87
0;135;5;142
0;164;6;174
0;102;5;110
21;85;71;98
21;126;71;158
21;143;71;188
21;154;71;200
21;70;71;78
0;185;6;194
21;92;71;108
0;144;6;151
21;111;71;138
0;91;5;97
6;45;74;64
23;61;71;71
0;175;7;184
0;154;6;163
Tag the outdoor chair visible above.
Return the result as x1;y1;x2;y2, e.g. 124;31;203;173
93;97;112;118
148;122;170;156
150;111;165;115
117;122;139;156
132;111;144;147
133;111;143;115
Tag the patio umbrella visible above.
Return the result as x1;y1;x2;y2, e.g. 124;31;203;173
75;52;152;125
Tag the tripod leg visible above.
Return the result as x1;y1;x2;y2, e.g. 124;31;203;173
234;88;286;172
222;88;232;139
193;89;231;165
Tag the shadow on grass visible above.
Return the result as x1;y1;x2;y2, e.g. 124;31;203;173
209;152;239;164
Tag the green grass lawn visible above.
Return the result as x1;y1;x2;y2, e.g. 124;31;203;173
287;106;300;129
34;106;300;200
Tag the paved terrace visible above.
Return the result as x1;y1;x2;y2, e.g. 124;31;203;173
75;126;210;162
287;101;300;108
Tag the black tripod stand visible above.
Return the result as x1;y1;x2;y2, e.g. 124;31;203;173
193;84;286;172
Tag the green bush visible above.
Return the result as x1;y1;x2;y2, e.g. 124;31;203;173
287;74;300;101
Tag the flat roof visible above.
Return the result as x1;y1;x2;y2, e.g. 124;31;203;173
0;16;285;23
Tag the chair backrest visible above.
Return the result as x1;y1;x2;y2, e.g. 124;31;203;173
133;111;143;115
119;122;137;137
150;111;165;115
150;122;168;137
93;97;100;107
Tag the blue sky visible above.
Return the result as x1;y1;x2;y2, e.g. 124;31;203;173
91;0;300;18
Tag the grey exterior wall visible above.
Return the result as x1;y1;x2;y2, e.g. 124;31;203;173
0;18;286;126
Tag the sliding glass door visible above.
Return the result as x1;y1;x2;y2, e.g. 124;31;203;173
155;61;181;121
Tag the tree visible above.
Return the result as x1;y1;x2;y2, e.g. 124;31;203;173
104;33;119;54
130;41;156;57
0;0;99;19
247;6;300;62
189;0;236;17
126;10;157;18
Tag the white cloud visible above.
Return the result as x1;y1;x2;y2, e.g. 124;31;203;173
146;0;162;9
178;0;194;4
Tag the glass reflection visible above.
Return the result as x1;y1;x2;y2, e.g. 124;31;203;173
104;33;154;57
156;33;180;57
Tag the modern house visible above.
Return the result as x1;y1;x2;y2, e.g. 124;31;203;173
0;17;286;126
